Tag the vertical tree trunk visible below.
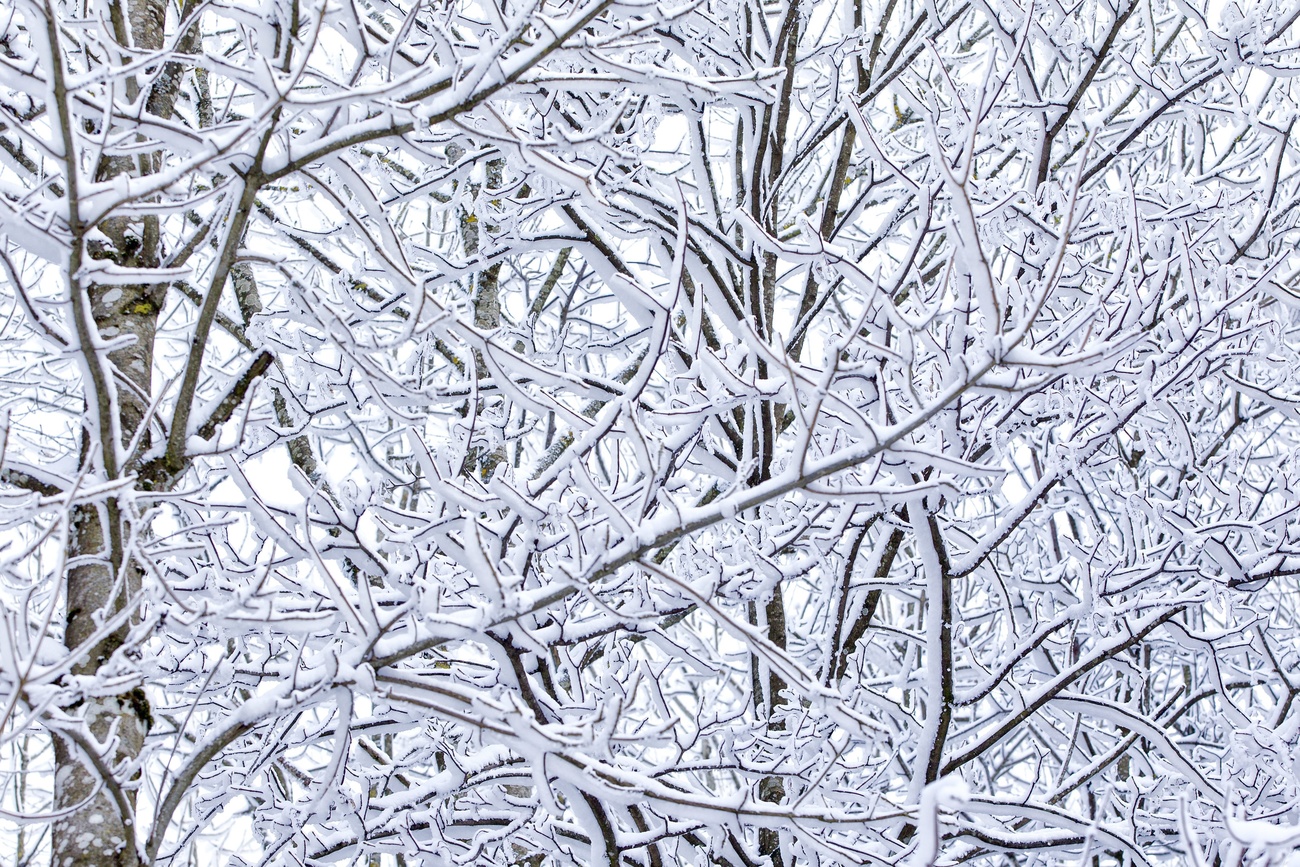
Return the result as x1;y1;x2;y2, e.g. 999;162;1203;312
53;515;149;867
53;0;166;863
750;8;802;865
461;158;506;480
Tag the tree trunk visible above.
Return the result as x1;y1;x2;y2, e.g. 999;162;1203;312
53;0;166;863
52;515;148;867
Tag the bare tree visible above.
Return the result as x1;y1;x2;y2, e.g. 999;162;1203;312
1;0;1299;864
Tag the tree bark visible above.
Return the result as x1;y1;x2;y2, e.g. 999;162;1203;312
53;0;167;863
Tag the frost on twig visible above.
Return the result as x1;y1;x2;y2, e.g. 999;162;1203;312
0;0;1298;864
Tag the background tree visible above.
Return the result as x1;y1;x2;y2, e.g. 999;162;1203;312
1;0;1299;864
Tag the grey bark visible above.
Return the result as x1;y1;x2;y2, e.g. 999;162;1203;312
53;0;167;863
